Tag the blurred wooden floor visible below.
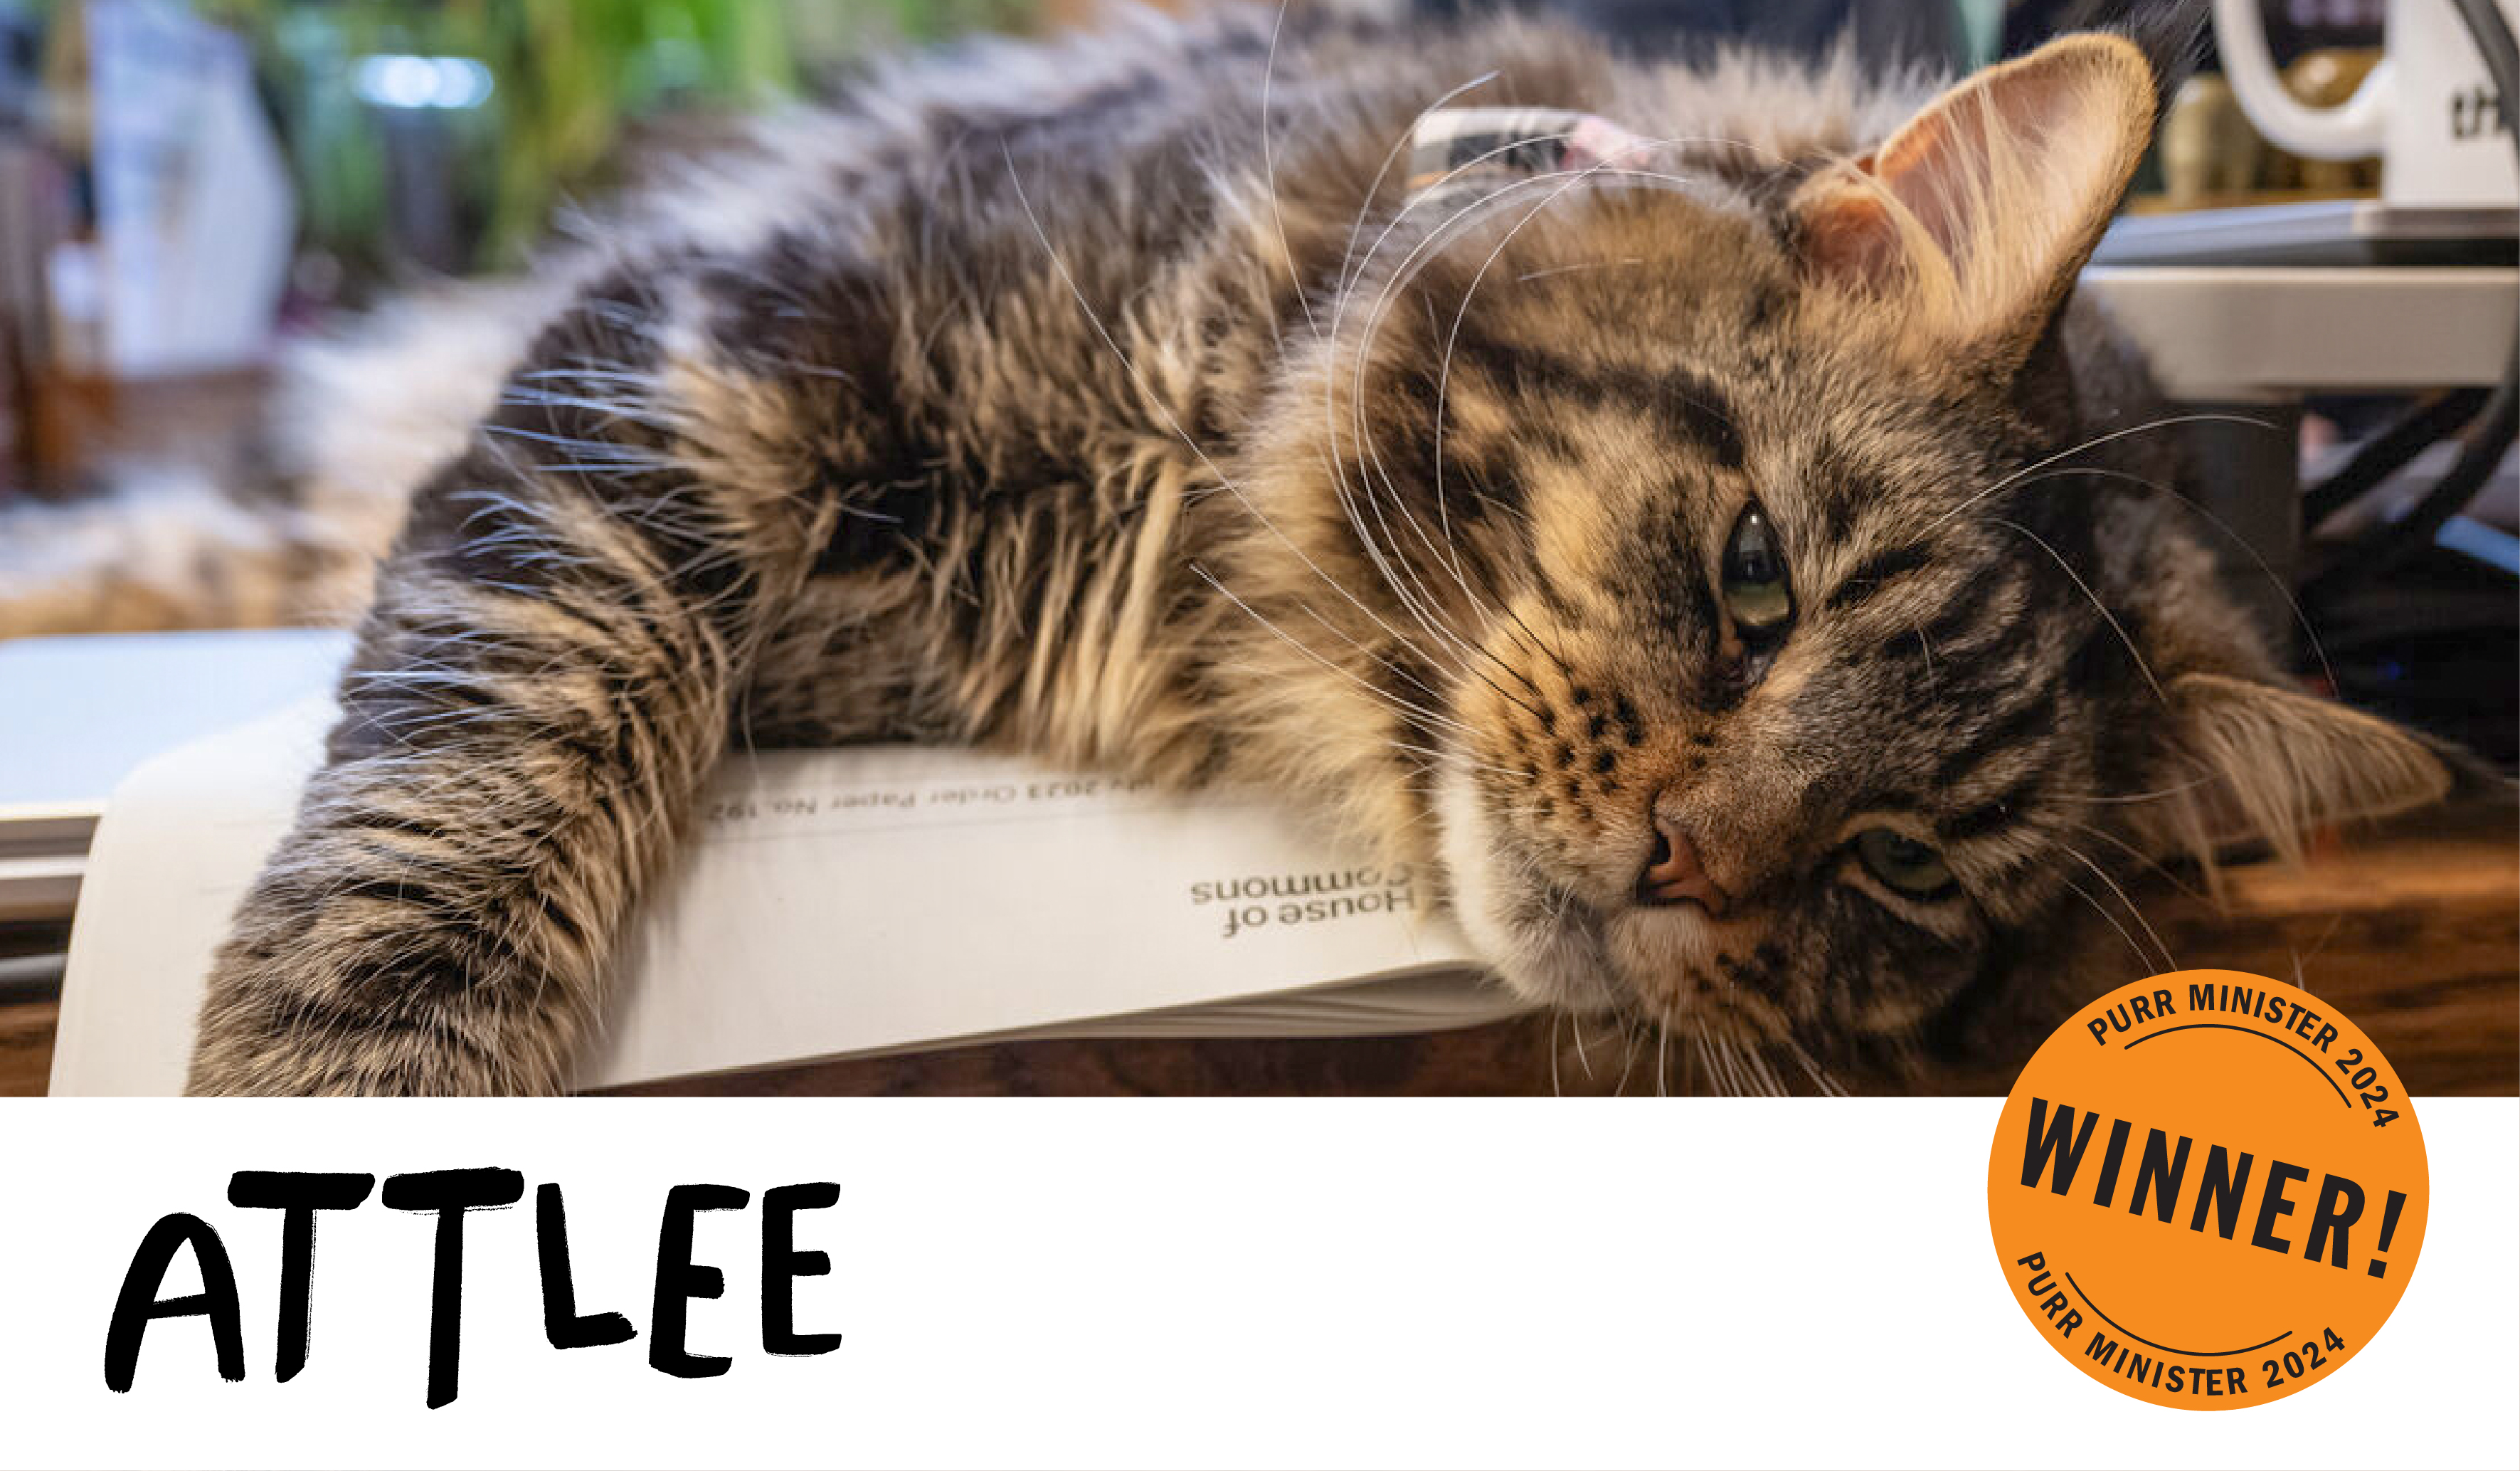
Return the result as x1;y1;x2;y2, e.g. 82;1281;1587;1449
4;803;2512;1097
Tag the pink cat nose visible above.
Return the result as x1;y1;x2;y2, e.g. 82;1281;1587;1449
1638;819;1730;915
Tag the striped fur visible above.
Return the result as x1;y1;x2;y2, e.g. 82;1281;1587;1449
167;6;2450;1094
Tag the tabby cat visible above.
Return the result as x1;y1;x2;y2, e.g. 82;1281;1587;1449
157;3;2451;1095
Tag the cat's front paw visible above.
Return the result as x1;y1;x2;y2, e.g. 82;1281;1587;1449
187;1002;543;1097
186;917;581;1097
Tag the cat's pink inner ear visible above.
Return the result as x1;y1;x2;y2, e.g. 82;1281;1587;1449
1794;33;2156;360
1796;159;1905;286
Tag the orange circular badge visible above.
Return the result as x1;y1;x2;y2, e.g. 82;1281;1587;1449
1986;969;2427;1409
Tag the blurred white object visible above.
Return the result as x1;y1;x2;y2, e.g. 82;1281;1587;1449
2215;0;2519;207
84;0;295;376
351;53;494;112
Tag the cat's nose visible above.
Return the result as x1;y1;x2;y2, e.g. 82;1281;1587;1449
1637;818;1730;915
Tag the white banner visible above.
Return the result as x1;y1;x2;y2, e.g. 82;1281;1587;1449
1;1099;2511;1469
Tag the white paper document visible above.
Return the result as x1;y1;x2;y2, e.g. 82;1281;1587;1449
51;702;1521;1094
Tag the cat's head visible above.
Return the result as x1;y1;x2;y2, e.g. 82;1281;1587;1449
1259;33;2456;1078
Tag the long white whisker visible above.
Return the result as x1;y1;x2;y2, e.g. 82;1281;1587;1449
2053;814;2207;902
2058;840;2176;973
1515;258;1643;283
1924;413;2281;537
1781;1035;1849;1097
1989;515;2167;704
1256;0;1318;337
2006;462;2346;706
2061;876;2159;974
1337;71;1503;297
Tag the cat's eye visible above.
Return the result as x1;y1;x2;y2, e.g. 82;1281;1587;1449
1719;503;1792;634
1854;828;1954;900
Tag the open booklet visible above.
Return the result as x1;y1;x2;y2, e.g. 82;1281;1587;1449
49;699;1527;1094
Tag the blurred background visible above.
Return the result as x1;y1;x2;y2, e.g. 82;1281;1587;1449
0;0;1045;487
0;0;2470;490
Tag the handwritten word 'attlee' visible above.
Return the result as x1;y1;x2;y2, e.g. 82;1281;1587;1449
103;1173;842;1408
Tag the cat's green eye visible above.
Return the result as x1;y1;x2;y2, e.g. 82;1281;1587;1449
1855;828;1954;899
1720;503;1792;633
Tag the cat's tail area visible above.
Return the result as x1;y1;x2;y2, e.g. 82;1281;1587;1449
0;461;393;638
0;273;561;642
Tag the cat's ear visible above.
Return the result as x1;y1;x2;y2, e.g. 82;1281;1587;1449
2127;673;2460;865
1789;33;2156;366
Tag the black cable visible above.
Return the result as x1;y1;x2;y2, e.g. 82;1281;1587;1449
2452;0;2520;130
2306;0;2520;593
2301;387;2489;527
2358;385;2517;566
